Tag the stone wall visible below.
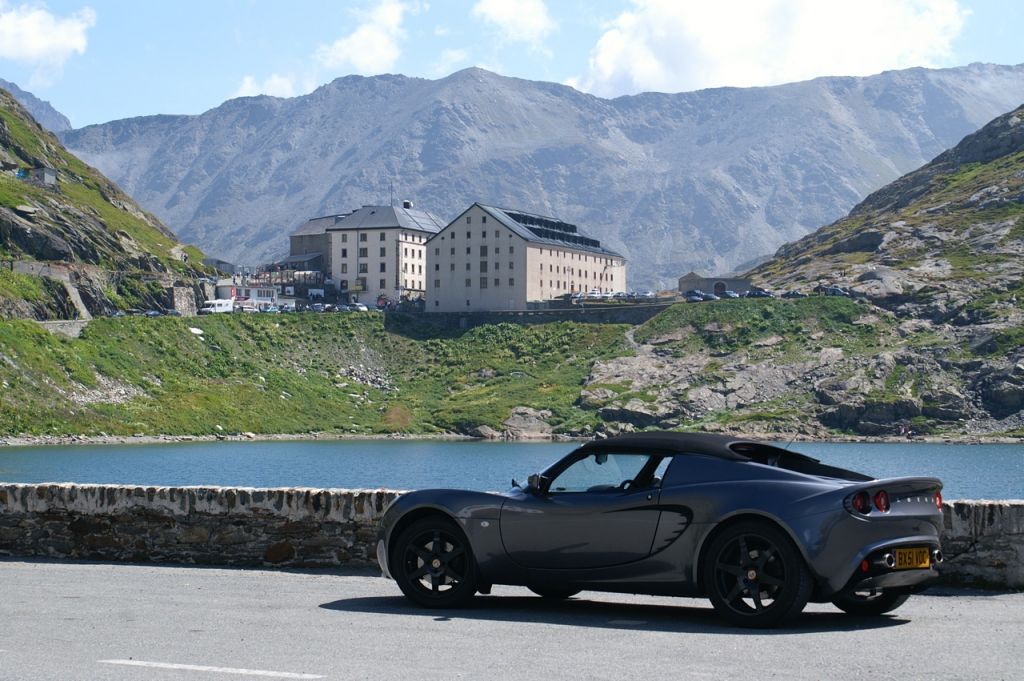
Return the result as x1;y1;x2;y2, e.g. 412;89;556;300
0;483;1021;588
942;500;1024;588
0;483;400;568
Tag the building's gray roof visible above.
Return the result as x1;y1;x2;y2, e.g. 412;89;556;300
291;204;446;237
474;204;624;258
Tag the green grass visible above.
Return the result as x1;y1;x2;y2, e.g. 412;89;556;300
0;314;629;437
635;297;886;358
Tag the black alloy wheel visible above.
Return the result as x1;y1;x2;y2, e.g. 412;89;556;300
702;520;812;628
393;517;478;608
831;591;910;616
528;585;581;599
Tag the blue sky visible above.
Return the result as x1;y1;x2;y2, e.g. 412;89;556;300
1;0;1022;128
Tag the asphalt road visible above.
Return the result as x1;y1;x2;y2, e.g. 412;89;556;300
1;559;1021;681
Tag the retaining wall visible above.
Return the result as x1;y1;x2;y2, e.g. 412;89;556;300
0;483;1021;588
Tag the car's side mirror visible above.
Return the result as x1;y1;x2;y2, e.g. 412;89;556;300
527;473;549;495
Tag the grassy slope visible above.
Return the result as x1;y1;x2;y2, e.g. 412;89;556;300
0;313;628;437
0;98;204;275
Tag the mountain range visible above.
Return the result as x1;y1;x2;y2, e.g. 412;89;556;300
0;78;71;134
57;63;1024;290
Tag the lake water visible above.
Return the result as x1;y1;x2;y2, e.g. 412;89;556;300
0;439;1021;500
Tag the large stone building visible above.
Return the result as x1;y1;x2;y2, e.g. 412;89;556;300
426;203;626;312
288;202;445;302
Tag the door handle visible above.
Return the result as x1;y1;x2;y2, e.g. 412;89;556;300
646;494;653;501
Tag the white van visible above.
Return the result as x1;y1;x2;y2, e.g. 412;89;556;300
198;299;234;314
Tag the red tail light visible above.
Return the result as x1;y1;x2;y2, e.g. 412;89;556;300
873;490;890;513
851;491;871;514
936;491;943;509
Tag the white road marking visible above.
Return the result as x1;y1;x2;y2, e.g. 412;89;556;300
98;660;323;679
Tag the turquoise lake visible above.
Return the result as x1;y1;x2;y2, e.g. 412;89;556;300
0;439;1021;499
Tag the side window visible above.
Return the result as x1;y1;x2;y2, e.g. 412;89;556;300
549;452;653;493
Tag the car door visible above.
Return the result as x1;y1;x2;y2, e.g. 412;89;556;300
500;451;664;570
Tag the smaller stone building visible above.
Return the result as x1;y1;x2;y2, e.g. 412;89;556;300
677;271;753;295
288;201;445;302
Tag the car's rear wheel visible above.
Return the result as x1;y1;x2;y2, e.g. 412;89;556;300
393;517;478;608
702;520;812;628
528;585;580;599
831;591;910;616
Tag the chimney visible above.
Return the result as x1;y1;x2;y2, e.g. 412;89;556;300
402;199;413;209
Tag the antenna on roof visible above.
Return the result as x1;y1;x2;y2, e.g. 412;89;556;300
389;181;393;207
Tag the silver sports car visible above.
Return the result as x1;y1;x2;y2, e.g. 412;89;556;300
377;432;943;627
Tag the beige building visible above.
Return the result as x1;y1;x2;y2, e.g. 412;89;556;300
288;202;445;302
426;203;626;312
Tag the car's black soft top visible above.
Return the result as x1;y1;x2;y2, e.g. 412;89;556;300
577;432;872;482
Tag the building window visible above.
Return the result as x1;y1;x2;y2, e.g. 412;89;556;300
341;248;348;257
508;278;514;287
341;264;348;273
466;232;471;239
482;216;487;224
340;279;348;290
342;234;348;243
434;263;439;271
451;247;455;255
435;248;439;256
509;246;514;254
357;277;366;290
358;263;368;274
480;245;488;256
509;261;514;270
360;233;367;242
466;300;470;307
480;261;488;273
403;263;408;273
495;247;500;254
466;247;471;255
466;263;471;271
380;232;386;241
495;262;500;271
379;278;386;289
466;216;472;224
404;247;408;256
450;263;455;271
494;278;500;287
379;263;386;272
359;247;367;258
418;265;422;274
479;277;488;289
434;279;440;288
465;278;471;287
380;247;386;257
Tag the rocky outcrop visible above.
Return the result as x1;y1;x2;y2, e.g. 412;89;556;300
502;407;553;438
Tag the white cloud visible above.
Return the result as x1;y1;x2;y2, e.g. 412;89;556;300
233;74;299;98
315;0;412;74
432;48;468;75
570;0;969;97
471;0;555;45
0;2;95;81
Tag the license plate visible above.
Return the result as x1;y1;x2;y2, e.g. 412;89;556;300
894;547;931;570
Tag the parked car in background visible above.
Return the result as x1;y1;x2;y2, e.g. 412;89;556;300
721;290;740;298
782;290;808;299
144;310;163;318
699;291;720;301
377;432;944;628
639;290;656;299
350;302;369;311
744;288;774;298
310;303;325;313
825;286;851;297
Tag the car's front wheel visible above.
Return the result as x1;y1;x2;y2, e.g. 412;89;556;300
393;517;478;608
702;520;812;628
831;591;910;616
